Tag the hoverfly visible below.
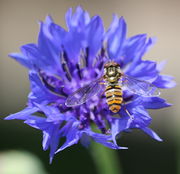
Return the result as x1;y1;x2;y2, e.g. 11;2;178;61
65;61;160;114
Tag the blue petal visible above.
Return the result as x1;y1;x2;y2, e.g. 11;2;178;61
124;36;155;69
56;121;80;153
153;75;176;88
119;104;161;141
37;22;63;75
24;116;55;155
48;23;66;51
122;34;147;66
42;16;66;55
48;124;61;163
63;29;84;61
141;127;163;141
126;60;158;81
64;8;90;61
86;16;104;61
156;60;167;72
84;129;127;149
137;37;156;61
21;43;61;74
111;117;132;146
9;53;33;69
21;44;49;69
142;97;172;109
45;15;54;24
65;8;73;29
25;116;61;163
24;116;48;129
140;37;156;59
105;15;119;40
130;106;152;128
119;99;152;127
33;104;66;121
65;6;90;30
42;130;51;151
24;116;61;154
28;71;59;104
5;107;39;120
107;17;127;60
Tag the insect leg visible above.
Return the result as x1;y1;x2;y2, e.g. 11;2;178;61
99;82;107;85
122;102;134;120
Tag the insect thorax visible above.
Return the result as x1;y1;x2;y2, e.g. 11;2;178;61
103;61;121;83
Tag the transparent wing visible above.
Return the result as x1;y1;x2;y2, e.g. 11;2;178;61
65;78;105;107
122;74;160;97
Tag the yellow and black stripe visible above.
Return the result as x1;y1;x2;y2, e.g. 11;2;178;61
105;85;123;113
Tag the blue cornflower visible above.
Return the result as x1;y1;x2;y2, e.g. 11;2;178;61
5;7;175;162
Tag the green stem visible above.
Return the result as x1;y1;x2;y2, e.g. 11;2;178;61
90;142;123;174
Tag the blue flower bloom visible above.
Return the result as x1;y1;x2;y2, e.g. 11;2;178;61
5;7;175;162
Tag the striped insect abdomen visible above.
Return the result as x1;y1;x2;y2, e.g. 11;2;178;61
105;85;123;113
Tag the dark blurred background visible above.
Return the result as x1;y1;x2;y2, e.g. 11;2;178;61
0;0;179;174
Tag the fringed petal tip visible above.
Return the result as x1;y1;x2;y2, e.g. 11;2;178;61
4;115;14;120
117;146;128;150
142;127;163;142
